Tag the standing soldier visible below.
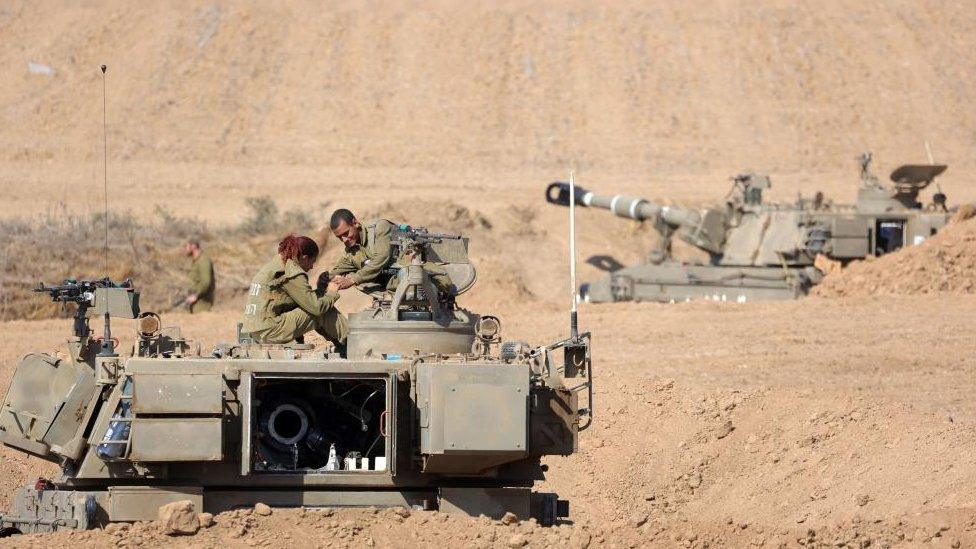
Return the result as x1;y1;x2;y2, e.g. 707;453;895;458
327;209;453;296
183;239;216;313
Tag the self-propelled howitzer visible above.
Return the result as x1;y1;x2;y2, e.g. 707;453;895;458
0;229;592;535
546;154;954;303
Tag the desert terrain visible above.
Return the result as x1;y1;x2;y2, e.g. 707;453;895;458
1;1;975;547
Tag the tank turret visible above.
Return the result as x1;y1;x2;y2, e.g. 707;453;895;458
345;224;480;358
546;154;955;303
0;250;592;534
854;151;949;212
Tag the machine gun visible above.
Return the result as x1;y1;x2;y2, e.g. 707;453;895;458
34;279;131;338
390;224;465;261
344;224;478;357
33;278;139;355
380;225;468;322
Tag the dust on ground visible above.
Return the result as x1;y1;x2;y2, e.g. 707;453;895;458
814;214;976;298
3;296;976;548
3;1;976;547
3;0;976;221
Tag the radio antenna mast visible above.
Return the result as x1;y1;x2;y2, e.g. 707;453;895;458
100;64;109;275
568;170;579;340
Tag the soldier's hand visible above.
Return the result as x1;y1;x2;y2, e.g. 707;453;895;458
316;271;330;291
334;275;356;290
186;294;198;305
326;281;341;293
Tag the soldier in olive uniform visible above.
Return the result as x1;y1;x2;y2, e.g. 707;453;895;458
327;209;453;296
183;239;215;313
242;234;348;354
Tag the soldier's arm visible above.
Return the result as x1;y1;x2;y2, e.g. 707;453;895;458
426;263;454;293
191;258;214;297
351;221;392;284
328;253;357;277
281;273;339;317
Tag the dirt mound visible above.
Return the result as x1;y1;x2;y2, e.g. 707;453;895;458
558;371;976;547
3;1;976;177
3;0;976;545
4;295;976;546
814;215;976;297
363;200;493;236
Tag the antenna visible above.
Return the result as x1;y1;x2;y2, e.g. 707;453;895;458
100;64;109;275
569;170;579;340
925;140;947;205
96;64;117;357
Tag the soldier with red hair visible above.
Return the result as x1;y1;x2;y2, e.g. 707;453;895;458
241;234;347;355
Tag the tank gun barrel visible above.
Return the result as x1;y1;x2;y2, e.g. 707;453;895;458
546;181;728;256
545;181;701;227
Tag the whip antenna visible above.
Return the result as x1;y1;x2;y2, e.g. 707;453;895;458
100;64;109;275
569;170;579;340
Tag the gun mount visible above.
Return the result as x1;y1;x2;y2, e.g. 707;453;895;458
0;236;592;534
343;224;482;359
33;278;139;345
546;154;955;303
389;223;478;296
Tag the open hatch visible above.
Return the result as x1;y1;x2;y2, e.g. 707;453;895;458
241;374;392;475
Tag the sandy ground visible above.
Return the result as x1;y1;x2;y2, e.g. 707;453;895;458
2;0;976;220
2;1;976;546
2;296;976;547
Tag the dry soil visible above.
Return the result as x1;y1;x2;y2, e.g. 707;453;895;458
1;1;975;547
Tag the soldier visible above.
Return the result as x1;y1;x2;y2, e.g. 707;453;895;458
242;234;347;355
183;239;215;313
327;209;453;296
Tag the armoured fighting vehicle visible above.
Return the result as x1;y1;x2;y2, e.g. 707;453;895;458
0;226;592;534
546;153;953;303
